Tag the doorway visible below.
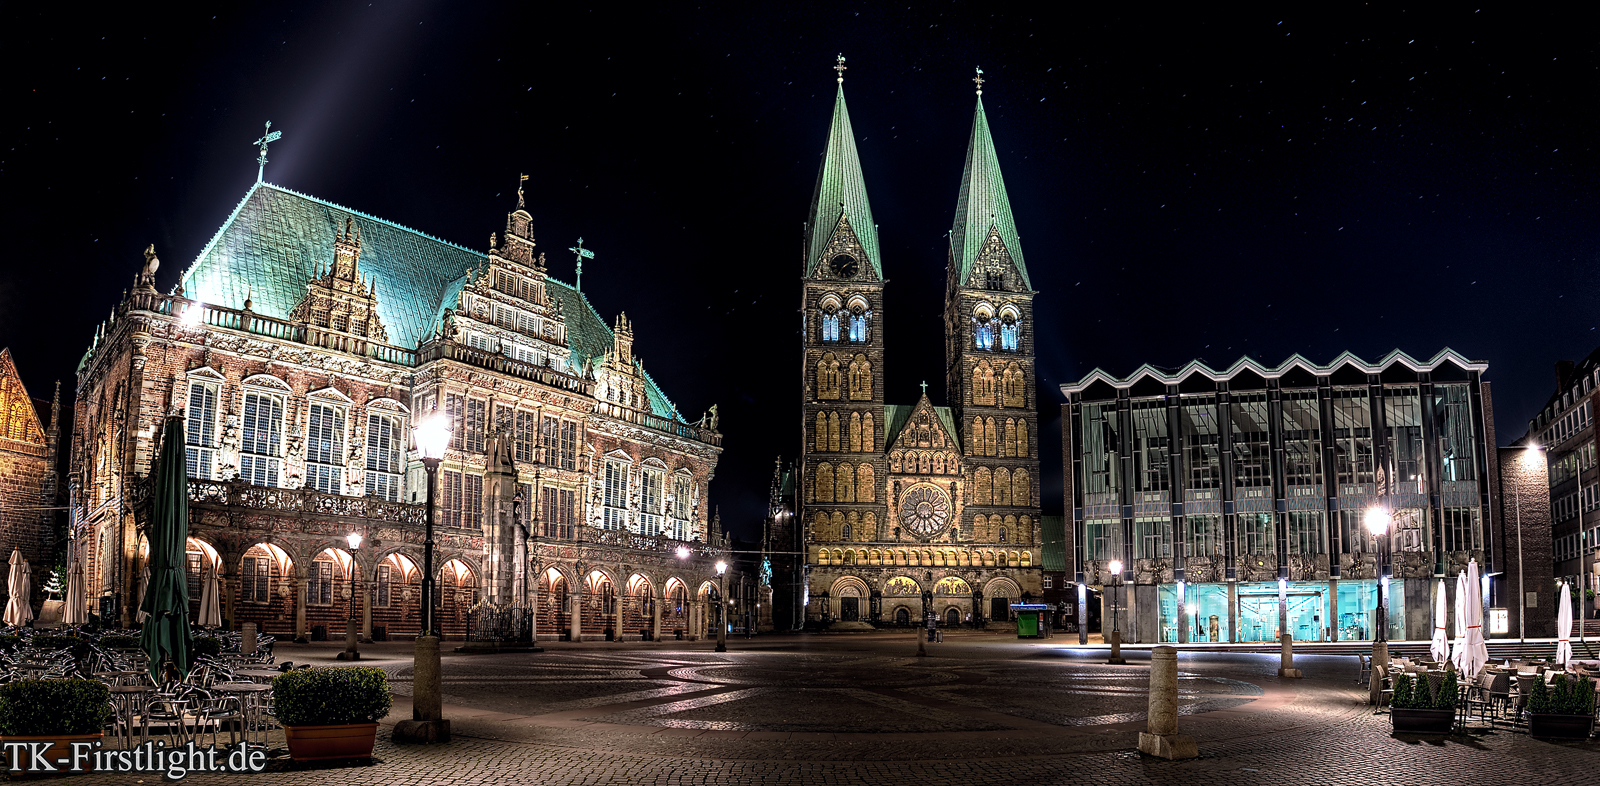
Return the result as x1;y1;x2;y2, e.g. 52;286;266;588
991;597;1010;622
946;607;960;627
895;607;909;626
840;597;859;621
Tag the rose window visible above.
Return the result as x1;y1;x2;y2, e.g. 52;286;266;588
899;483;951;539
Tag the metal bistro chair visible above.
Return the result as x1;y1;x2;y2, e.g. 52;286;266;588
187;687;245;749
1357;654;1372;685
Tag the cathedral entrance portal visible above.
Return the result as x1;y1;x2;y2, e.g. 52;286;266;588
895;607;909;626
840;597;860;622
946;607;960;627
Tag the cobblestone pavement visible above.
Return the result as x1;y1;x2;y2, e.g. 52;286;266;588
45;634;1600;785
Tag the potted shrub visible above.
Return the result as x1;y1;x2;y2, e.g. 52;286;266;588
1390;671;1456;734
97;634;139;650
273;667;392;762
0;680;111;769
1529;674;1597;740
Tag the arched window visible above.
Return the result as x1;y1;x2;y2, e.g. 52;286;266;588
857;464;874;502
821;302;841;342
1002;363;1026;408
833;549;844;564
1004;419;1017;457
849;412;862;452
832;512;845;538
998;526;1008;543
828;412;841;452
1016;421;1029;457
836;463;855;503
974;468;993;505
844;550;855;565
1014;469;1031;507
862;412;875;451
816;462;834;502
848;355;873;400
974;313;994;350
842;523;852;541
972;362;995;406
998;552;1009;567
864;512;877;538
973;514;988;537
849;304;869;343
995;468;1012;506
815;412;828;452
985;417;998;457
817;354;841;400
1000;313;1020;351
817;549;830;565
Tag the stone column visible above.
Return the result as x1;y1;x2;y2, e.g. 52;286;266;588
614;581;624;642
1328;579;1339;642
294;574;308;643
361;574;373;643
222;561;237;631
652;590;663;641
1369;639;1390;706
1138;646;1198;759
393;635;452;744
1176;581;1188;644
1227;581;1239;643
570;581;583;643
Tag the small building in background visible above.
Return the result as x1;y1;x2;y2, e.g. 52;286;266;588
0;348;61;616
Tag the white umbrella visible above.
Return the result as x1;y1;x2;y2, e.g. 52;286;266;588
1557;580;1574;667
1463;558;1488;679
135;566;150;624
1430;578;1449;663
1450;571;1467;672
4;549;32;627
197;563;221;628
62;558;87;626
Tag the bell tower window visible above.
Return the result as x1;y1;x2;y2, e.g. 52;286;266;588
849;304;869;343
821;303;840;342
974;314;994;351
1000;314;1019;351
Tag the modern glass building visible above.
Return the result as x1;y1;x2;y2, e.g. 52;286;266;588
1059;350;1496;644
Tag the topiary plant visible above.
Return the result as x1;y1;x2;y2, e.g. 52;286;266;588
1392;673;1415;708
1435;671;1458;711
272;668;392;727
1529;676;1551;714
0;680;111;736
1572;675;1597;716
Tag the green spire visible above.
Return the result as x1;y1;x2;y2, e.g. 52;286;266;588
805;78;880;277
952;91;1030;290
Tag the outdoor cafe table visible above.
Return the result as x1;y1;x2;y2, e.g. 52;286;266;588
108;685;152;749
210;682;272;749
232;668;281;684
95;670;143;686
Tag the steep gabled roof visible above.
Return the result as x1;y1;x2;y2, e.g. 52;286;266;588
883;394;962;454
805;85;881;277
951;95;1029;290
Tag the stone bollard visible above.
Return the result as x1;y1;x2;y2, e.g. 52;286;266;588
336;617;361;660
241;622;258;656
1278;633;1301;678
1107;629;1126;665
394;636;452;743
1368;639;1389;706
1138;646;1197;759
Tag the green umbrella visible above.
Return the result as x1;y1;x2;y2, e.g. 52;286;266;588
140;416;193;682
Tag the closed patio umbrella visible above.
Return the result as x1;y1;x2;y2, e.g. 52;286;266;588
135;566;150;624
140;416;193;682
63;558;87;626
4;549;32;627
1430;578;1449;664
1450;571;1467;672
197;563;221;629
1463;559;1488;679
1557;580;1574;667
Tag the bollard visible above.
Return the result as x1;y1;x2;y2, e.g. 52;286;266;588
1278;633;1302;678
1138;646;1198;760
394;636;452;743
241;622;258;656
1368;640;1389;706
1107;629;1126;665
336;617;361;660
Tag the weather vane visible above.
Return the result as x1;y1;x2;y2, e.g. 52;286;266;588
517;173;528;209
254;121;282;183
834;54;847;84
974;67;985;96
569;238;596;292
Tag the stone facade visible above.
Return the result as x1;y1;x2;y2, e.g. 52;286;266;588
71;181;732;640
0;348;59;615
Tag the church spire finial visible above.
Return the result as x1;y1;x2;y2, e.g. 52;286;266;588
253;121;282;183
973;66;985;96
834;54;847;84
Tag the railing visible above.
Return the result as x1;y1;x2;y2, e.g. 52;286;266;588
566;525;722;556
185;478;425;524
595;401;721;447
465;605;534;644
417;340;593;395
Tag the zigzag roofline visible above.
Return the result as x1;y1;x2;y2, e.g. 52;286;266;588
1060;348;1487;396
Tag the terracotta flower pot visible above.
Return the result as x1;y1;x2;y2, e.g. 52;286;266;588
282;723;379;762
1390;707;1455;734
0;733;104;772
1529;712;1595;740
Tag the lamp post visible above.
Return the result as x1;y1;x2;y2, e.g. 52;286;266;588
1365;506;1391;643
715;560;728;653
1107;559;1125;665
338;532;363;661
393;412;454;744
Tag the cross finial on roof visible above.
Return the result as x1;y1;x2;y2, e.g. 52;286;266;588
834;54;847;84
253;121;282;183
518;173;528;209
973;67;985;96
920;380;928;395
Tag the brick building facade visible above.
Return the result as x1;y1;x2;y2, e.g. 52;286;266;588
0;348;60;615
72;176;733;642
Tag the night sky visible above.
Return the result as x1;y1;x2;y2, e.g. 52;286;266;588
4;5;1597;538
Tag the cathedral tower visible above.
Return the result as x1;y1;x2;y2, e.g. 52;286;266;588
800;58;889;624
944;73;1041;599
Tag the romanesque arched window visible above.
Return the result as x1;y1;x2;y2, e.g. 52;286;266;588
842;523;853;541
1002;363;1026;408
995;468;1012;506
849;412;863;452
1014;469;1031;507
861;412;875;452
848;300;870;343
848;355;873;400
972;362;995;406
832;512;845;539
974;310;995;351
985;417;998;457
1004;419;1017;458
815;412;828;452
836;463;855;503
817;354;841;400
857;464;874;503
816;462;834;502
820;300;841;342
828;411;841;452
974;468;993;505
998;526;1008;543
1016;420;1029;458
1000;312;1020;352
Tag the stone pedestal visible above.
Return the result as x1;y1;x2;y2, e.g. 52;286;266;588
1278;633;1302;678
393;636;451;744
1107;629;1126;665
1137;645;1197;760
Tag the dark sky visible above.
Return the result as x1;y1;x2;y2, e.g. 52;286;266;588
4;5;1597;538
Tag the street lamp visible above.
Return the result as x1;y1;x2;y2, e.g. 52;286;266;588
1365;506;1391;643
413;412;451;637
338;532;363;660
715;560;728;653
1107;559;1124;634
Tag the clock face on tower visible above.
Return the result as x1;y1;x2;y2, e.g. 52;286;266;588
899;483;952;540
829;254;858;279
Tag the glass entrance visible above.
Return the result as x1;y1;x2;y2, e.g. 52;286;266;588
1235;582;1328;642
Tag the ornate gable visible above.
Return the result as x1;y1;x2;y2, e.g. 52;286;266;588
810;213;876;281
289;218;390;342
964;225;1024;292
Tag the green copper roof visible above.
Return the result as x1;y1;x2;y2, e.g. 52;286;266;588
1040;516;1067;572
882;399;962;454
951;96;1030;290
177;182;685;423
806;85;881;277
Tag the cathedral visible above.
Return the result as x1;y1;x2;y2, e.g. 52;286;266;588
800;63;1043;629
71;167;735;643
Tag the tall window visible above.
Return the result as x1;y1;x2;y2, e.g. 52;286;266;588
1441;507;1482;551
1085;518;1121;561
1435;384;1478;482
542;486;576;538
560;421;577;470
848;305;869;343
376;565;392;608
1231;393;1270;495
306;403;345;495
671;473;692;541
1237;513;1275;556
446;395;463;450
185;380;219;479
999;314;1019;351
1385;387;1424;491
365;413;402;502
1331;388;1374;491
309;559;334;604
464;474;483;528
641;466;665;536
239;391;284;487
1182;398;1221;494
1185;515;1223;557
820;304;840;342
1287;511;1325;554
848;355;873;400
1131;400;1169;494
1135;517;1172;558
974;314;994;350
1282;391;1322;489
1081;403;1119;499
603;460;629;531
443;470;462;527
186;552;203;600
515;411;536;463
464;399;486;453
241;556;271;603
